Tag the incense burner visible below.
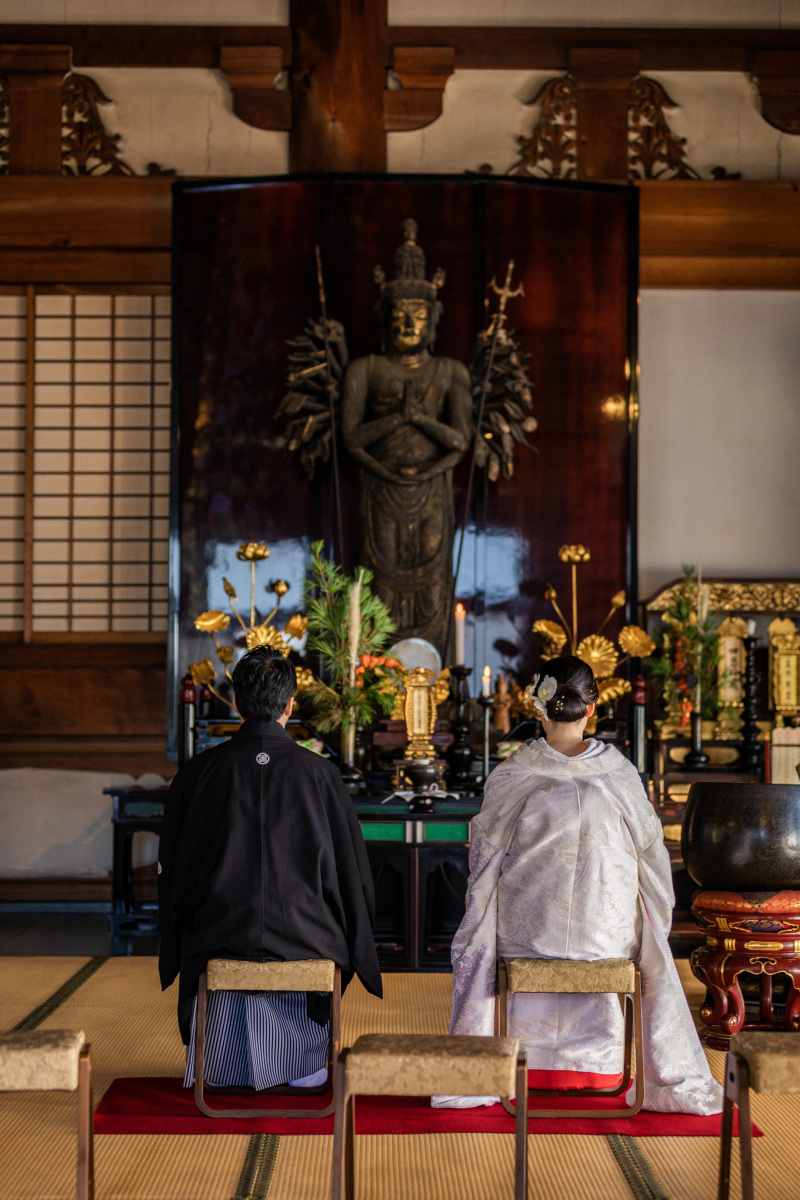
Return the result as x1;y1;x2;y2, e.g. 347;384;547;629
682;782;800;890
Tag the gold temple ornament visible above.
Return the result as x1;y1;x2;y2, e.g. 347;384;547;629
403;666;439;759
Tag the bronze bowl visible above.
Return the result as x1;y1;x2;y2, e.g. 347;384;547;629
682;782;800;891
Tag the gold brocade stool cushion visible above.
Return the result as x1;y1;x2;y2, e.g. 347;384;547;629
206;958;336;992
0;1030;86;1092
345;1034;520;1098
730;1032;800;1094
505;957;636;995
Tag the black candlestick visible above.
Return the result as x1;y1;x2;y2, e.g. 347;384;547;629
740;635;763;775
447;665;473;789
684;709;709;770
478;693;493;782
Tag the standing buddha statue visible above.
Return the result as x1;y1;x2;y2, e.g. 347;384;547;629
341;219;472;654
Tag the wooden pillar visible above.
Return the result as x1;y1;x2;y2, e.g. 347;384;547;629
569;48;640;182
290;0;387;173
0;45;71;174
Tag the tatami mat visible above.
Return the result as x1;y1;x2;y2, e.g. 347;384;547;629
1;955;799;1199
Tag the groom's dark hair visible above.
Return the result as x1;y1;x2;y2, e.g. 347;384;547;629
232;647;297;720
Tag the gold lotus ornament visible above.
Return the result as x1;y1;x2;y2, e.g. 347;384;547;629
190;658;216;686
283;614;309;640
532;619;568;659
194;610;231;634
236;542;270;562
271;579;290;598
216;645;234;666
246;623;290;654
597;676;632;705
223;577;237;599
296;666;316;690
577;634;619;678
618;625;656;658
558;544;591;564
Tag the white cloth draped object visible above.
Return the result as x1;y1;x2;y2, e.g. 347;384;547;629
433;738;722;1115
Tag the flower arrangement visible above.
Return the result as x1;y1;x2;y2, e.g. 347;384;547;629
648;565;720;723
299;541;402;735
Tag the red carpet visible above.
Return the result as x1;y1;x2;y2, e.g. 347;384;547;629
95;1077;762;1138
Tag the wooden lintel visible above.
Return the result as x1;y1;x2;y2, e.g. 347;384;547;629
0;23;799;73
1;44;72;174
753;50;800;134
219;45;291;131
0;176;172;248
0;43;71;73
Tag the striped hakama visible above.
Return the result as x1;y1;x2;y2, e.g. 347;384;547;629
183;990;330;1090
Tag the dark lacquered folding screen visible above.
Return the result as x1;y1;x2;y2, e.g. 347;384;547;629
169;175;637;753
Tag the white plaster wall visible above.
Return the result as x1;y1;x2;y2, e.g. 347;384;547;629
644;72;800;180
390;0;800;26
638;290;800;600
0;0;286;23
75;67;288;178
388;70;552;175
0;769;165;879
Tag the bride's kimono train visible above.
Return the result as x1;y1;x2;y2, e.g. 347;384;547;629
433;738;722;1115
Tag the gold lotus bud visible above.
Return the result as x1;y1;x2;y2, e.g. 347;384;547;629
236;541;270;562
283;614;309;640
576;634;619;678
216;645;234;665
611;590;626;609
558;544;591;564
194;610;231;633
246;623;285;651
597;676;632;705
545;585;558;602
295;667;316;690
222;577;238;599
270;579;290;598
618;625;656;658
190;658;216;686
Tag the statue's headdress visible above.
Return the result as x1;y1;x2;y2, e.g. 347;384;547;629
374;218;445;303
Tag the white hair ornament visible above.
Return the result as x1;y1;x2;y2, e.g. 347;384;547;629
524;673;557;717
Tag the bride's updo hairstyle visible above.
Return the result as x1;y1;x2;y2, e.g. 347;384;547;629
543;655;599;723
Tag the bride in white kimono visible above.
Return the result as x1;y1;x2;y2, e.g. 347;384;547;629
434;656;722;1115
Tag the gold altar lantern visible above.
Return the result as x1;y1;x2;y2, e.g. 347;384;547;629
403;667;438;759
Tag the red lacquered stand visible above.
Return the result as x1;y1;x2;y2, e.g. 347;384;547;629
690;890;800;1048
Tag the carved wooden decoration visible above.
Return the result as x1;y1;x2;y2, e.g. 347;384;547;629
753;51;800;135
0;75;8;176
61;73;173;177
628;76;699;180
509;73;700;182
508;76;577;179
61;73;134;176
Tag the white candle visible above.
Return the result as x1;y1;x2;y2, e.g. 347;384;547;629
747;619;757;637
482;665;491;696
455;604;466;665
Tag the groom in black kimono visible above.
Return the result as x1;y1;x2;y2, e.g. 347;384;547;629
158;646;382;1047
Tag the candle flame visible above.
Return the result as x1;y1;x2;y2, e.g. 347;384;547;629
456;603;464;615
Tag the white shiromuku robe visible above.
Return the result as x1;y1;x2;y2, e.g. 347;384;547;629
433;737;722;1115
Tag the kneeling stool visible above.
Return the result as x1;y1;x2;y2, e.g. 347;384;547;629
195;958;341;1118
497;957;644;1118
0;1029;93;1200
719;1031;800;1200
331;1034;528;1200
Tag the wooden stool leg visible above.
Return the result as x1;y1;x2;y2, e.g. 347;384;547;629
343;1092;355;1200
514;1050;528;1200
76;1044;94;1200
627;973;645;1117
498;960;509;1038
736;1057;754;1200
331;1050;348;1200
717;1051;737;1200
330;968;342;1078
193;972;209;1116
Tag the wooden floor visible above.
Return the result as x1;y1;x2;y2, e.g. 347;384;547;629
1;954;799;1199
